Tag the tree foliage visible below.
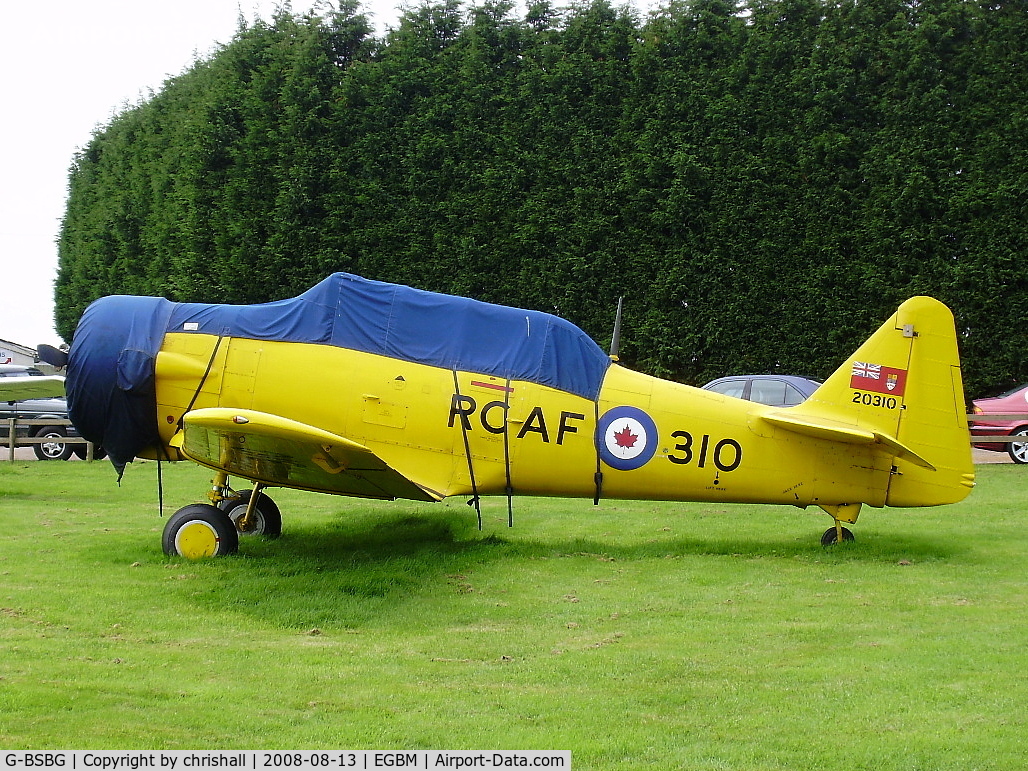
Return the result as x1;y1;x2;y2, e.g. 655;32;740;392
56;0;1028;397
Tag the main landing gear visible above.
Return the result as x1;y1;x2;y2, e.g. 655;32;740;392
162;474;281;559
818;502;860;546
162;504;239;558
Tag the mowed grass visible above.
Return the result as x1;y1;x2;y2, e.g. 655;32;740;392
1;459;1025;768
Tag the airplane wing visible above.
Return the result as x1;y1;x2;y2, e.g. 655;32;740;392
171;407;442;502
0;375;65;401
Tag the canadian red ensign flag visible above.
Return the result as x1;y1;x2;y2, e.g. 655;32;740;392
850;361;907;396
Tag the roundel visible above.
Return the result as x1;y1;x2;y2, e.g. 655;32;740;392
596;406;658;471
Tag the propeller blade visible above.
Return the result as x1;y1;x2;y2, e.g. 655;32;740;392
37;344;68;368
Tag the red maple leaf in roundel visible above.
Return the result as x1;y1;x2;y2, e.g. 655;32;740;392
613;424;638;449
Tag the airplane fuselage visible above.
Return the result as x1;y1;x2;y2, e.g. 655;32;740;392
150;332;892;510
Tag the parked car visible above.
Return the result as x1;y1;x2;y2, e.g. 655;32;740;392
969;384;1028;464
701;374;821;407
0;364;92;460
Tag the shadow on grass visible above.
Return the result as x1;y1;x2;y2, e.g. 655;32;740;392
155;504;968;631
254;502;967;564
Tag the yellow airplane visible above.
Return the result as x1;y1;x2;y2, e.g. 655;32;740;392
59;273;974;559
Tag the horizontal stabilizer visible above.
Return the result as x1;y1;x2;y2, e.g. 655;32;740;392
761;411;936;470
173;407;442;501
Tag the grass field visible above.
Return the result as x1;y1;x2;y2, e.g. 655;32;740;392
1;459;1025;768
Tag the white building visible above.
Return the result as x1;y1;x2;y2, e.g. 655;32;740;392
0;339;39;367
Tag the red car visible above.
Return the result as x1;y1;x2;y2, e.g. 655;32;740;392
970;384;1028;463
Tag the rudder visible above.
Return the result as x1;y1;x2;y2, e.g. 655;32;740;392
786;297;975;507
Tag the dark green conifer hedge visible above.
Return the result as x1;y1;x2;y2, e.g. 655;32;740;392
56;0;1028;396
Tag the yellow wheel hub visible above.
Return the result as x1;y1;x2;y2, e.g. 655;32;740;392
175;520;221;559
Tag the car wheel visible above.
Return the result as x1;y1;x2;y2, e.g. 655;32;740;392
72;444;107;460
32;427;74;461
1007;427;1028;464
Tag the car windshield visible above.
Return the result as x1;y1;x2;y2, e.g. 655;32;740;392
707;380;746;399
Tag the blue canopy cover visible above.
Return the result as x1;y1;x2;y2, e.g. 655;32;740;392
67;273;612;469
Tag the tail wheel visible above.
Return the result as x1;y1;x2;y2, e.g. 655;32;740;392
218;489;282;538
163;504;239;559
1007;427;1028;464
821;526;855;546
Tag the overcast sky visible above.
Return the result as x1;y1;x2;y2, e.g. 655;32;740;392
0;0;405;350
1;0;653;351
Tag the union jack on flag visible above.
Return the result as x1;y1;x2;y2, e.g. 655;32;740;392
852;361;881;380
850;361;907;396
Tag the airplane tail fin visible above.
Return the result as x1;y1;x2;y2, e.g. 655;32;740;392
763;297;975;507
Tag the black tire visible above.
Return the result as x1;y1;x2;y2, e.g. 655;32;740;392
1007;427;1028;464
162;504;239;558
32;427;74;461
821;526;855;546
218;490;282;538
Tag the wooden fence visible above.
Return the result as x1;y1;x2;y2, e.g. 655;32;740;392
965;413;1027;449
3;418;101;462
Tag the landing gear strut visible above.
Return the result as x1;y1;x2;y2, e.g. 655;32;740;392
818;503;860;546
207;473;281;537
218;485;282;538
